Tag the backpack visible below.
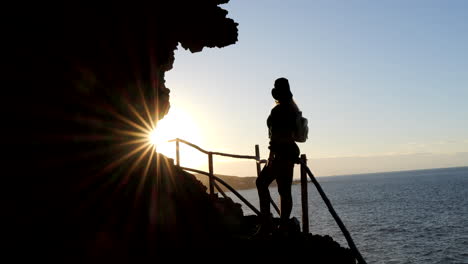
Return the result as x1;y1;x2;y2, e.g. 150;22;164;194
293;111;308;143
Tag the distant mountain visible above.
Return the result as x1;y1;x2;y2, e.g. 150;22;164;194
194;174;304;192
194;174;260;191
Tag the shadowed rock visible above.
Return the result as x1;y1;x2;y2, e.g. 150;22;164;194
3;1;238;124
2;1;238;261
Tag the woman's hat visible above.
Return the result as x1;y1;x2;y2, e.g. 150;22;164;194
272;77;292;101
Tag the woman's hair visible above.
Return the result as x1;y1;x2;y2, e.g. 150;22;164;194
276;98;300;113
272;77;300;112
272;78;292;101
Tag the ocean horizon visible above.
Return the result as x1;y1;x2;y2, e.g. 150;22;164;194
227;166;468;264
318;165;468;179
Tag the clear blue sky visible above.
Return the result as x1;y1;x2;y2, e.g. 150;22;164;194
164;0;468;177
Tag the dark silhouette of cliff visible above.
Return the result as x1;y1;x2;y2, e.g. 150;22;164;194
2;1;238;127
1;0;238;260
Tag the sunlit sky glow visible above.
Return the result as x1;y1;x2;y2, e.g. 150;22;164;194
148;107;207;168
162;0;468;177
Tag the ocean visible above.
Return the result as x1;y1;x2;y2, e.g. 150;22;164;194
228;166;468;264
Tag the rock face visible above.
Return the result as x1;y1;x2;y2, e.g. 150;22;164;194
2;2;238;261
3;1;238;126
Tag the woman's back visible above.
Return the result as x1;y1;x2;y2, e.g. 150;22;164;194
267;101;300;160
267;102;297;143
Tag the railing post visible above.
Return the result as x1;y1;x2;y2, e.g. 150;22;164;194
175;139;180;167
255;145;261;176
302;162;367;264
208;152;214;196
300;154;309;234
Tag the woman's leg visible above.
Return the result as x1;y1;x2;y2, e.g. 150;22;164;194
256;162;276;218
255;162;276;234
276;159;295;228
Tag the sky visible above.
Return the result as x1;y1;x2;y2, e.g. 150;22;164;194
162;0;468;177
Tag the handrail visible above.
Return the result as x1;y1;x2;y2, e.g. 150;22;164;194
168;138;280;215
169;138;209;155
298;159;367;264
169;138;258;160
180;166;261;216
210;151;257;160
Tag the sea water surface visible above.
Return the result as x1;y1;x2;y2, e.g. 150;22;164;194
228;166;468;264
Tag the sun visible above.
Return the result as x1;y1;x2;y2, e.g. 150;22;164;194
148;130;160;146
147;107;206;169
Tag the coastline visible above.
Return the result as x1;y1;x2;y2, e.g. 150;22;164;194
194;174;303;191
194;165;468;191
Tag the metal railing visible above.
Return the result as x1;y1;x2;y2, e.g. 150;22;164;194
168;138;366;264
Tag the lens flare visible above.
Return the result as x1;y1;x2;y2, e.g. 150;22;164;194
144;107;205;169
148;130;159;146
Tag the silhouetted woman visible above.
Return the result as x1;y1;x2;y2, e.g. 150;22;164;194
255;77;300;237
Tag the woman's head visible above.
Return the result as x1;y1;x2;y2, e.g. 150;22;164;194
272;77;293;102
